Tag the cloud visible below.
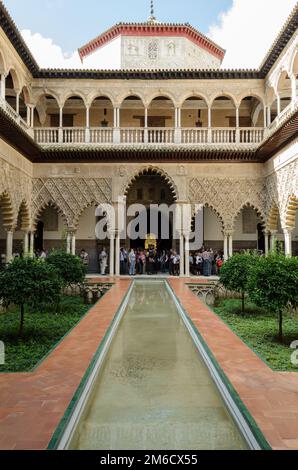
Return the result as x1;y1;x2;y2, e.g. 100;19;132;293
208;0;297;69
21;0;297;70
21;29;82;68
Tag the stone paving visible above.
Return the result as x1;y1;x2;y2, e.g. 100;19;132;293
0;277;297;450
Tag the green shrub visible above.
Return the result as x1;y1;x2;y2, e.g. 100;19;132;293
0;257;62;337
46;250;86;288
247;253;298;342
219;253;259;312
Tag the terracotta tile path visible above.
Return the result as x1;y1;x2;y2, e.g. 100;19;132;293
169;278;298;451
0;278;131;450
0;276;298;450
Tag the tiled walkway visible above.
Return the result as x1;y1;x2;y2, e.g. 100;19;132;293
169;278;298;451
0;277;297;450
0;278;131;450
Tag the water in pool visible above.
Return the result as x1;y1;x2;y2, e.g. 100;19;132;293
69;281;248;450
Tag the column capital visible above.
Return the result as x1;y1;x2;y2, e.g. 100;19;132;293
282;226;294;234
223;230;234;237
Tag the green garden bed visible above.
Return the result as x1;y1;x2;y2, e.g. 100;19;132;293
213;299;298;372
0;296;89;373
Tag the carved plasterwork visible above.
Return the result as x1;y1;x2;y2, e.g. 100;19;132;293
0;158;32;228
264;159;298;227
188;177;265;231
32;178;112;229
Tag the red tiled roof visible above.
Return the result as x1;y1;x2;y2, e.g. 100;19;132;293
78;22;226;62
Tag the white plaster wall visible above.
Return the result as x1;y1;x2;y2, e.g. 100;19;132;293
121;35;221;70
81;37;122;70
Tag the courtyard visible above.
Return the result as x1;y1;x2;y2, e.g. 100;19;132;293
0;0;298;456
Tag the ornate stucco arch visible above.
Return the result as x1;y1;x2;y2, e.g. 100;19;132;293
0;191;14;229
266;203;281;232
16;199;31;231
191;202;225;231
188;176;265;232
32;200;70;231
284;195;298;229
231;202;266;231
122;166;179;201
32;177;113;231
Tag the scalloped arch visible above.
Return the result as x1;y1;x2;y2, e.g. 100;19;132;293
124;166;179;201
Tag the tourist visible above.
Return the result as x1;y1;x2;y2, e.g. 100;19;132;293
202;248;211;276
128;249;136;276
147;246;155;275
120;248;127;275
159;250;168;273
216;254;224;273
168;249;174;276
189;252;194;275
138;250;146;275
173;251;180;276
99;248;108;275
80;249;89;268
194;252;203;275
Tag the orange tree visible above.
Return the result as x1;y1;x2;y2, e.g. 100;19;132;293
247;253;298;342
219;253;259;312
0;257;62;337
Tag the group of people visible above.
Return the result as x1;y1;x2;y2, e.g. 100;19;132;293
0;244;224;278
119;246;224;277
120;247;182;276
189;248;224;277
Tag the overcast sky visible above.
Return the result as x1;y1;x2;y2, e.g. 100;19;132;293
3;0;298;69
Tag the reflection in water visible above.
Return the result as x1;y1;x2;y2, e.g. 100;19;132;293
70;282;248;450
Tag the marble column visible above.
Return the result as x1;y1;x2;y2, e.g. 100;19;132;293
66;232;71;254
228;233;233;258
179;233;184;276
29;231;35;258
115;231;120;276
283;228;293;257
6;230;13;263
109;232;115;276
184;234;190;277
23;232;29;257
270;230;277;251
71;233;76;256
223;234;228;261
